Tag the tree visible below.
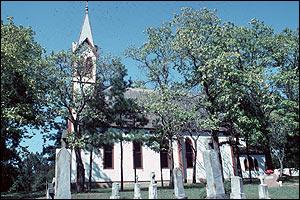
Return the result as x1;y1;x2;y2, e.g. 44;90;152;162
45;47;122;192
8;152;54;193
171;8;286;172
1;17;52;192
268;28;299;172
124;17;187;188
106;61;148;191
138;85;190;189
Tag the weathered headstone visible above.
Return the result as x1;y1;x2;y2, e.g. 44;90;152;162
46;182;55;199
54;130;71;199
264;174;280;187
230;176;246;199
203;149;229;199
174;168;187;199
110;182;120;199
134;175;142;199
258;184;270;199
258;175;265;185
149;172;157;199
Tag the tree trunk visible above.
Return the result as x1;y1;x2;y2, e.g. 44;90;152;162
262;129;274;171
160;155;164;188
75;147;85;193
160;162;164;188
245;138;252;183
279;159;284;177
192;140;197;183
88;148;93;192
168;138;174;189
279;149;285;177
235;136;243;178
212;131;224;182
264;147;274;171
120;138;124;191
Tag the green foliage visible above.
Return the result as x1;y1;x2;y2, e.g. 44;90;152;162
126;7;299;170
1;17;51;192
8;152;54;193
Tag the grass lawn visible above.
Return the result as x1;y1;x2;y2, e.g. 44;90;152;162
1;176;298;199
71;177;299;199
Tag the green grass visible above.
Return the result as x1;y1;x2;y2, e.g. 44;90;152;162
0;191;45;199
1;176;298;199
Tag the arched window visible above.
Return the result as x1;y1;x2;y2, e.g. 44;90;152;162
254;158;259;171
185;138;193;168
249;157;254;170
244;159;249;170
133;142;143;169
103;144;113;169
160;140;169;168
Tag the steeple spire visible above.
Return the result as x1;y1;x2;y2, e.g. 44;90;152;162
77;1;94;48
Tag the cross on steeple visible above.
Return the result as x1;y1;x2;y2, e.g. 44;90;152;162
85;1;88;14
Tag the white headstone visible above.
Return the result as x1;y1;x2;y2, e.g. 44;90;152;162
203;150;229;199
230;176;246;199
46;183;54;199
258;184;270;199
174;168;187;199
110;183;120;199
54;147;71;199
134;183;142;199
258;175;265;185
149;183;157;199
149;172;157;199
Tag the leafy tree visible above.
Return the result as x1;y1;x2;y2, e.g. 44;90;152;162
1;17;51;192
105;62;148;191
268;28;299;171
126;8;229;181
8;152;53;193
137;85;190;189
124;16;189;188
45;47;117;192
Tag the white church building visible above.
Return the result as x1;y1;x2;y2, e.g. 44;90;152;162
61;3;266;188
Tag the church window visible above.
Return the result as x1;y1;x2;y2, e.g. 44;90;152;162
249;157;254;170
103;144;113;169
160;140;169;168
244;157;255;171
244;159;249;170
254;158;259;171
133;142;143;169
185;138;193;168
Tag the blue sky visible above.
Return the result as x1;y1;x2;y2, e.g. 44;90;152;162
1;1;299;153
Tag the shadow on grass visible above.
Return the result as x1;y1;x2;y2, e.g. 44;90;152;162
1;191;45;199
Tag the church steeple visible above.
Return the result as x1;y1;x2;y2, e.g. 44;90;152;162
73;1;95;52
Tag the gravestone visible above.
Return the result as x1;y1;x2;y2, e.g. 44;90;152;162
258;175;265;185
149;172;157;199
110;182;120;199
46;182;55;199
174;168;187;199
134;175;142;199
54;130;71;199
203;149;229;199
264;174;280;187
258;184;270;199
230;176;246;199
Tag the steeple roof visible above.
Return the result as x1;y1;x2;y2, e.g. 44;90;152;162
77;2;94;47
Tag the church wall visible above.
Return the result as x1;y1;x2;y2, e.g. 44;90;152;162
239;154;266;178
69;134;264;185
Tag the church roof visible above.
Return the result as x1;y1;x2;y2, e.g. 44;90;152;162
76;2;94;50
